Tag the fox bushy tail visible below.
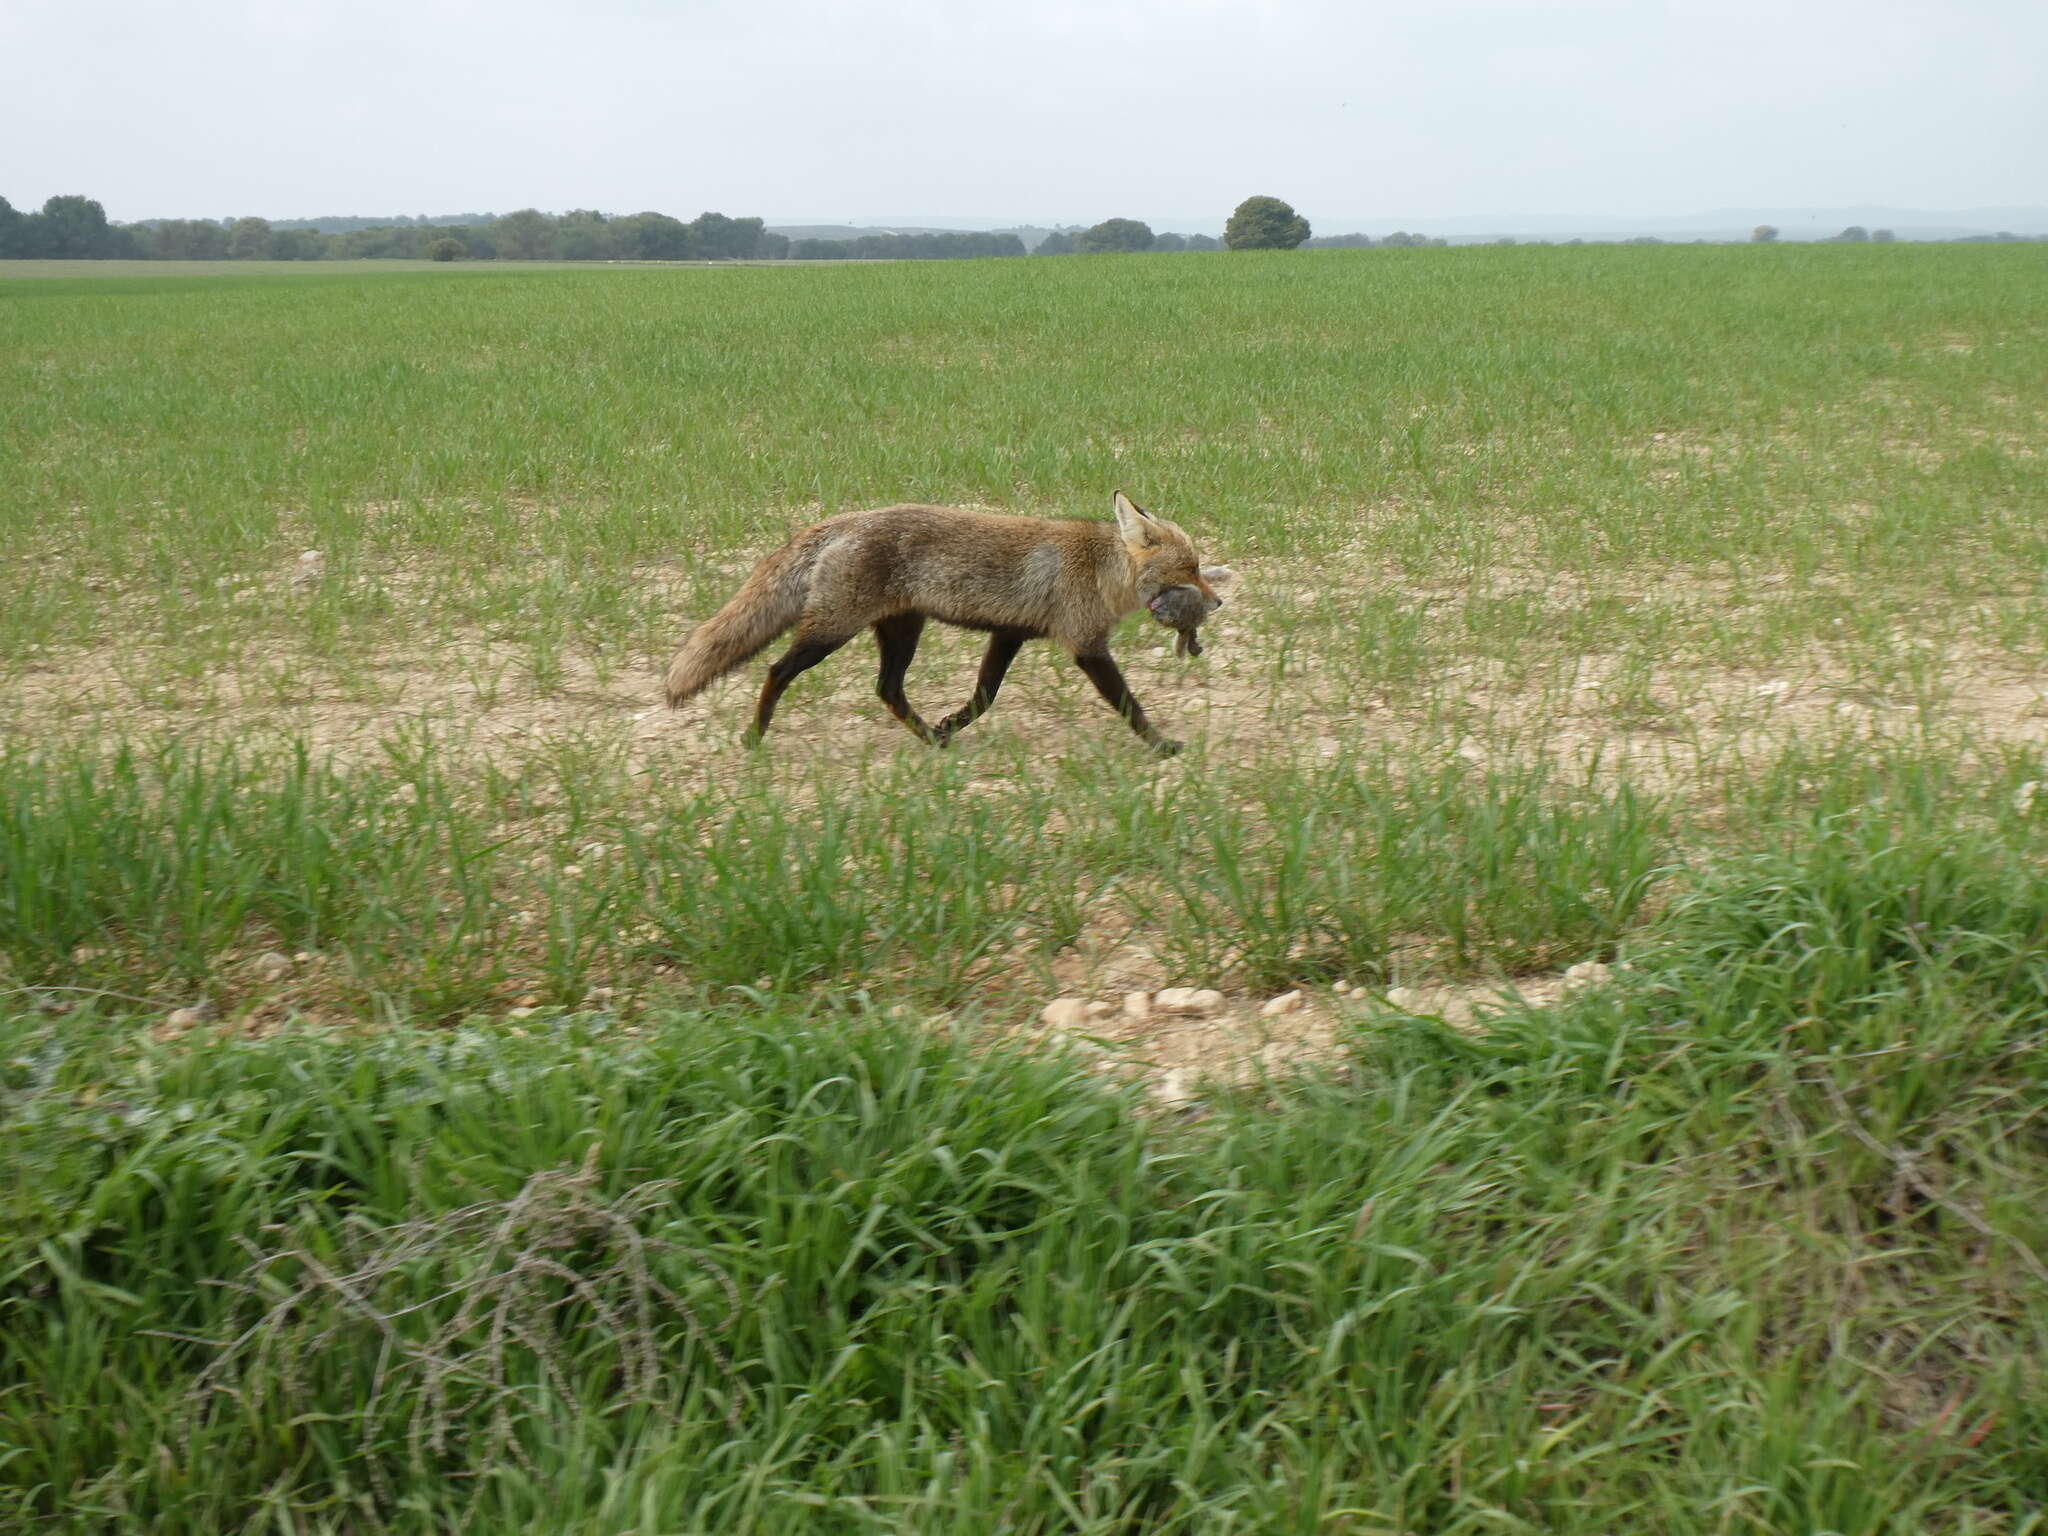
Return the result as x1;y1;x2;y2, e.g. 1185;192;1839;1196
663;541;812;706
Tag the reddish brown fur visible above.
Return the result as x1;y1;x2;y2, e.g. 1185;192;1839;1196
662;492;1229;755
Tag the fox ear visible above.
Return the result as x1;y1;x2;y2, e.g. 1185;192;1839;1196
1113;490;1159;545
1199;565;1237;594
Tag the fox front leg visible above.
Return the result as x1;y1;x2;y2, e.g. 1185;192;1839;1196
1074;651;1182;758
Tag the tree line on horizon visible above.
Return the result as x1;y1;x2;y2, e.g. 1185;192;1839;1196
4;193;2039;264
0;196;1037;263
0;194;1371;263
0;199;797;263
0;194;1291;263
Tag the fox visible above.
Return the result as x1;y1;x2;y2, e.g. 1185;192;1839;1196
663;491;1232;756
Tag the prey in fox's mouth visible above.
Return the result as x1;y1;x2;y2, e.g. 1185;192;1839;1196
1147;582;1221;658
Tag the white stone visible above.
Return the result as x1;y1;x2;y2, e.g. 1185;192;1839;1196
1562;961;1613;994
1040;997;1093;1031
253;951;292;982
1259;989;1304;1017
1122;991;1153;1019
1153;987;1226;1017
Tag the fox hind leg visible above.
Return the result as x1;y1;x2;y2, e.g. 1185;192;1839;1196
747;631;853;745
872;615;945;746
1074;651;1182;758
936;629;1028;743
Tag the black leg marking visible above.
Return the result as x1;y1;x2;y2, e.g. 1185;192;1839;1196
937;630;1028;742
1074;651;1181;757
871;615;942;745
747;634;851;745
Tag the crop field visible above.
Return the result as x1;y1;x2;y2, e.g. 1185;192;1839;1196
4;246;2047;1531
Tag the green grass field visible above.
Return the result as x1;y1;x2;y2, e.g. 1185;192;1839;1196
4;246;2046;1531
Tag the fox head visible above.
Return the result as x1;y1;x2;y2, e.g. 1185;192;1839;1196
1112;490;1235;625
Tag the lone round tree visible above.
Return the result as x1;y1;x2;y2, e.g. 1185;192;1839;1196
1224;196;1310;250
1076;218;1155;254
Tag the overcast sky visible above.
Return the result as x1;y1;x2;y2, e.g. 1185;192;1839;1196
3;0;2042;229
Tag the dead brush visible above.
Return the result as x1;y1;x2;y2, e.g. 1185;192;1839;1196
163;1147;747;1517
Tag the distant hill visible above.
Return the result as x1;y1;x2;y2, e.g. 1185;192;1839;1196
1269;206;2048;245
769;222;1072;253
766;224;963;242
263;214;499;233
